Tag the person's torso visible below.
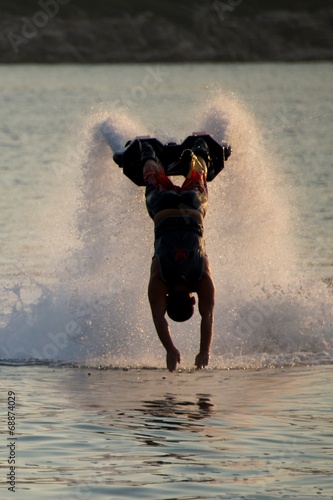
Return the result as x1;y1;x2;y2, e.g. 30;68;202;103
146;187;208;219
154;217;206;290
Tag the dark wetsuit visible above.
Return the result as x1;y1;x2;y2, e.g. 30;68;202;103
145;161;208;291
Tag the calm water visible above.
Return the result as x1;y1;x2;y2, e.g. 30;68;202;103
0;63;333;499
1;365;333;499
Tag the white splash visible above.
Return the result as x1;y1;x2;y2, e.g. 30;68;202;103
0;97;332;369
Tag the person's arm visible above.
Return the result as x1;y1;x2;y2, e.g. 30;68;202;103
148;259;181;371
195;258;215;369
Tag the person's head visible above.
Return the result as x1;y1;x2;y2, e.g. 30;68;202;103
166;289;195;322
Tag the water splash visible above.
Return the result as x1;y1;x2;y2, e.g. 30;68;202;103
0;96;332;369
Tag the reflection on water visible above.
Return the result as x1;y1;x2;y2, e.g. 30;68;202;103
141;394;215;422
2;366;332;500
132;394;215;449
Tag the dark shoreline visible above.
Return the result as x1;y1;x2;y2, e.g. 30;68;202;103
0;6;332;63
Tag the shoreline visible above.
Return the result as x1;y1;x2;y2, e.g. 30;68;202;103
1;8;332;63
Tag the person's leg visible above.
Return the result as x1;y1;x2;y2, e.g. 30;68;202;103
187;153;207;177
191;138;210;171
180;138;210;191
142;143;176;190
142;142;165;186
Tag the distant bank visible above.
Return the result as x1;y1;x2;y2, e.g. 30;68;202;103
0;3;332;63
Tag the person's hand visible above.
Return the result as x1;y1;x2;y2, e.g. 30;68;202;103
195;351;210;370
166;347;181;372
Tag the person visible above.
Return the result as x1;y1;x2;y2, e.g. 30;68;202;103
142;139;215;372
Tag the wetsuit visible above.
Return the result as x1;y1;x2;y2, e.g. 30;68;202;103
145;156;208;291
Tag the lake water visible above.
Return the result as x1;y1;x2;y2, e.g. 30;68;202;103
0;63;332;499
